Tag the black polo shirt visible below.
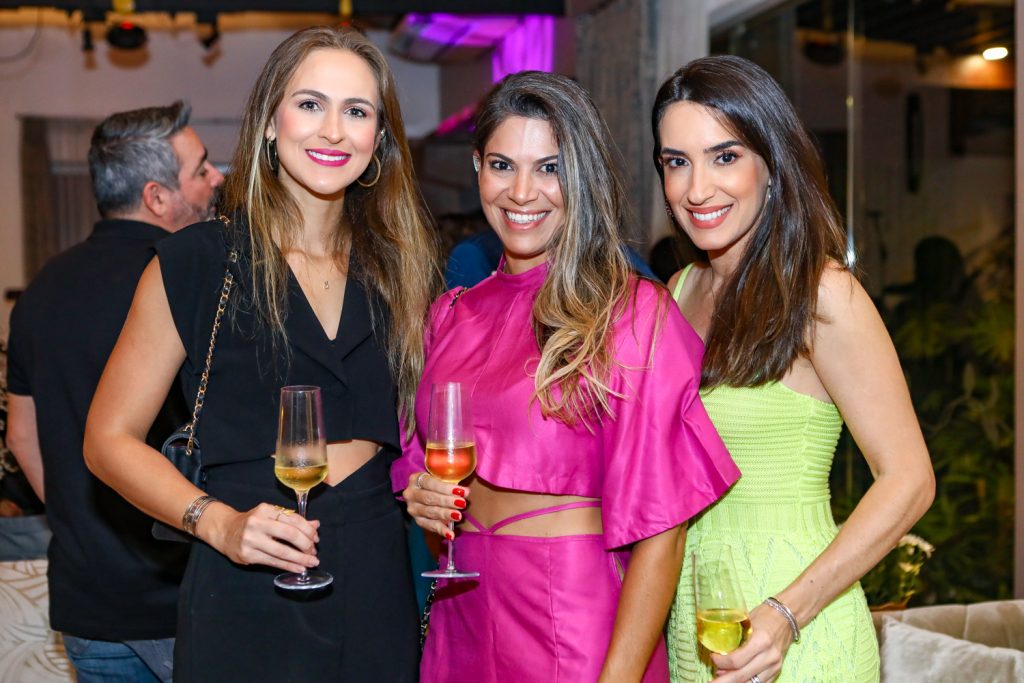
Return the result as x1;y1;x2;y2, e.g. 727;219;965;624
6;219;189;641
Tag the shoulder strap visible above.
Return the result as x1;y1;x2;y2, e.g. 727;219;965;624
671;263;696;302
184;215;238;457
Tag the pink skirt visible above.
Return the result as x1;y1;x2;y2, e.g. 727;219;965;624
420;530;670;682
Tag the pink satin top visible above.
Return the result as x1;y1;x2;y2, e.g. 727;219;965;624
392;262;739;550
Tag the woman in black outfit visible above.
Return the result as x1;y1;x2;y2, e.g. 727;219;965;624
85;27;438;682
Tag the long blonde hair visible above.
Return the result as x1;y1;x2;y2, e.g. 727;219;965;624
221;26;440;417
473;71;639;426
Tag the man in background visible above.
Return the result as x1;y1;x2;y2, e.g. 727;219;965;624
6;101;223;683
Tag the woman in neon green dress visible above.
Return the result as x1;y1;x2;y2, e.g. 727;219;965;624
651;56;935;683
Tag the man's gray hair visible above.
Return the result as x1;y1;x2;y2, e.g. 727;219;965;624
88;100;192;217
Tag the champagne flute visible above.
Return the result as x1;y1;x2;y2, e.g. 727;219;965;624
422;381;479;579
273;385;333;590
694;542;751;654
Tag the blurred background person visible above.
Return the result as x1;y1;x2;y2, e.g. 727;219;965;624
6;100;223;683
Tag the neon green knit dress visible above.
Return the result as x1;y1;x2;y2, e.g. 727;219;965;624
667;267;880;683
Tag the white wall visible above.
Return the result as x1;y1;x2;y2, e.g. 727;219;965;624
0;20;440;331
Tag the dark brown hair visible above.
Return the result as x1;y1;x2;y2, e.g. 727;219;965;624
651;55;848;388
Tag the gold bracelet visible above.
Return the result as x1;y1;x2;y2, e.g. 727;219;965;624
181;495;218;537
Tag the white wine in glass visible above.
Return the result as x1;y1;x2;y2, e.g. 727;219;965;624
273;385;333;591
421;381;479;580
694;542;751;654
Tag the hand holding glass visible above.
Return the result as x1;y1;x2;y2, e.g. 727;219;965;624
422;381;479;579
694;542;751;654
273;385;333;590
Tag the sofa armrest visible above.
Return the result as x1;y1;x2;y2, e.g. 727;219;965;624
872;600;1024;650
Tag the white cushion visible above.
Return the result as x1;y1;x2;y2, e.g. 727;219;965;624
879;616;1024;683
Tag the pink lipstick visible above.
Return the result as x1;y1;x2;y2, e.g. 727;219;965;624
306;148;350;167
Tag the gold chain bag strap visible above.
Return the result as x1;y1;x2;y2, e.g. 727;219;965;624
152;217;238;542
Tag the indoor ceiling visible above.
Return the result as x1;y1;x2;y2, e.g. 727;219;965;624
796;0;1014;56
0;1;605;28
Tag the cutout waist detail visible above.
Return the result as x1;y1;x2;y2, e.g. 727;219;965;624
462;500;601;536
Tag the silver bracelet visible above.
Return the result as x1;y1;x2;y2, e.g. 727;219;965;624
763;596;801;643
181;495;218;537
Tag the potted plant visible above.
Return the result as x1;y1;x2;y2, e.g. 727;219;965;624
861;533;935;610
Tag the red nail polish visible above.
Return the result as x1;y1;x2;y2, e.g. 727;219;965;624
451;511;462;521
446;531;454;541
452;487;465;497
453;498;466;509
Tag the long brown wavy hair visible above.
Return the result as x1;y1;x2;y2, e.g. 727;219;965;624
474;71;643;426
221;26;440;417
651;55;849;389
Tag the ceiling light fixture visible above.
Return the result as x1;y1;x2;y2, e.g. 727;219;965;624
982;46;1009;60
106;0;146;50
106;21;147;50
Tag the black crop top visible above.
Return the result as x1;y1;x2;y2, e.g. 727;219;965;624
155;219;400;467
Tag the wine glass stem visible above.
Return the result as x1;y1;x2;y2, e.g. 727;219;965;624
445;520;457;573
295;490;310;581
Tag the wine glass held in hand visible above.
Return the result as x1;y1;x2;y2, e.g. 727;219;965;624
694;542;751;655
273;385;333;590
422;381;479;580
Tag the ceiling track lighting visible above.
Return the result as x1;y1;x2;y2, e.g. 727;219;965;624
196;11;221;50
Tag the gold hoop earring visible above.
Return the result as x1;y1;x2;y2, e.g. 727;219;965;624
264;138;278;173
357;154;381;188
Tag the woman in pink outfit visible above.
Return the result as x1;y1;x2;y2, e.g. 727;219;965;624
393;71;740;682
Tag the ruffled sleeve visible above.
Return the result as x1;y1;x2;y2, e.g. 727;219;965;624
391;288;462;493
600;281;739;550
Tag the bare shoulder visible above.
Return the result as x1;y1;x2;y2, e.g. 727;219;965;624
816;260;869;321
811;260;892;364
134;256;169;305
666;270;682;299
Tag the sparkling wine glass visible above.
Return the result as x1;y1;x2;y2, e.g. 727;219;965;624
273;385;333;590
422;381;479;579
694;542;751;654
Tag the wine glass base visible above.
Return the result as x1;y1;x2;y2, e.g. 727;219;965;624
421;569;480;579
274;570;334;590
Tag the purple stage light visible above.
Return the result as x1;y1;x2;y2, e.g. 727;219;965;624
492;15;555;82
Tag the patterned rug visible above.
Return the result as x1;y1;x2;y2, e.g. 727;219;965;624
0;560;74;682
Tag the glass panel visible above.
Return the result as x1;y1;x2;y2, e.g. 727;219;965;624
714;0;1015;605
